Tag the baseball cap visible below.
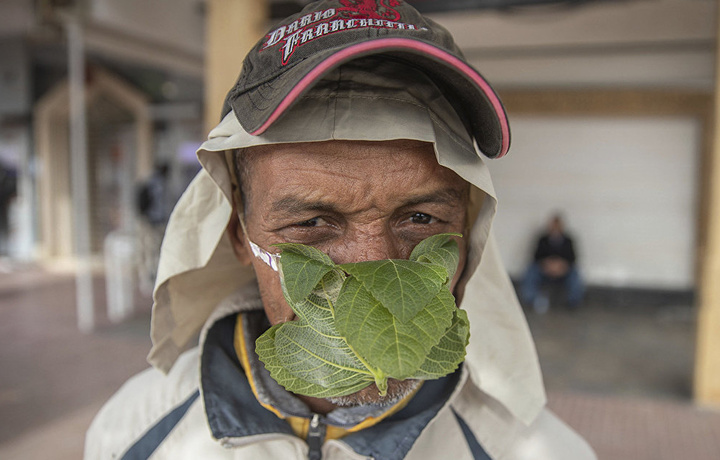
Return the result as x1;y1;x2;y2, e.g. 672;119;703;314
222;0;510;159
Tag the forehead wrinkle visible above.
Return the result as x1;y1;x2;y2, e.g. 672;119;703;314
269;196;339;216
400;187;468;208
268;185;467;221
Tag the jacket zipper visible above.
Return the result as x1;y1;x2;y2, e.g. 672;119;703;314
307;413;326;460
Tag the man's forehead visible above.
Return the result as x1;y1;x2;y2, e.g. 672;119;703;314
229;138;467;221
240;139;440;182
242;139;452;186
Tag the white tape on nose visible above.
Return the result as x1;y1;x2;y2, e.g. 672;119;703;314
239;213;280;272
248;238;280;272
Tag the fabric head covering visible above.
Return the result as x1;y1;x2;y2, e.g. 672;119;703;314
147;59;546;426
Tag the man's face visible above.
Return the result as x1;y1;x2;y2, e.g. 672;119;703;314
549;217;564;236
232;139;470;405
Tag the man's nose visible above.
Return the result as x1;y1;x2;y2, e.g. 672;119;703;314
329;230;404;265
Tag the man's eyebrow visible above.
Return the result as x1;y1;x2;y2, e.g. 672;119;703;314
399;188;468;208
270;196;338;215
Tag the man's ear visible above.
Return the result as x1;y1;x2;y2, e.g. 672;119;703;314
227;209;253;266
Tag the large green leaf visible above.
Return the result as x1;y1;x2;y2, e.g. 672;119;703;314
274;272;373;388
256;325;374;398
339;259;447;323
256;271;377;395
274;321;375;388
275;243;335;305
411;308;470;380
334;278;456;380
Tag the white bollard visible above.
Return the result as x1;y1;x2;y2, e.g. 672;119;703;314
104;231;136;323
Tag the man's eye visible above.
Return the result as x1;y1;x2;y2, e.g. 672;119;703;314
296;217;320;227
410;212;434;225
294;217;335;228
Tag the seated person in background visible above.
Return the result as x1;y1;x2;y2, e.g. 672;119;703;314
521;214;584;311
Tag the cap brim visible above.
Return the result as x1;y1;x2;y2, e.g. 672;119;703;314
228;37;510;159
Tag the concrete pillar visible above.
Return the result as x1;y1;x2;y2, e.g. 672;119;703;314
694;4;720;408
204;0;268;134
67;17;95;332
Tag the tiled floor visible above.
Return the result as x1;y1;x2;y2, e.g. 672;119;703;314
0;265;152;458
549;391;720;460
0;264;719;459
524;292;720;459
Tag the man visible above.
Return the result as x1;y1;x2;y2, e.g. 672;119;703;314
136;163;172;295
521;214;585;312
86;1;595;459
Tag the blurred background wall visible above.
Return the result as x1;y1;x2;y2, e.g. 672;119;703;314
436;1;714;291
0;0;206;264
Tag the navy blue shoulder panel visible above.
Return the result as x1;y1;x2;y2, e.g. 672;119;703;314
451;409;492;460
120;390;200;460
201;313;293;439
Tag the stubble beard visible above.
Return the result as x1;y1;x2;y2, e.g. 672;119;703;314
326;378;421;407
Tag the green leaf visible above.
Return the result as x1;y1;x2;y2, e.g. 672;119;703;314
411;308;470;380
274;321;375;388
256;271;377;396
256;325;373;398
275;243;335;305
339;259;447;323
409;233;461;282
334;279;456;380
273;272;374;388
